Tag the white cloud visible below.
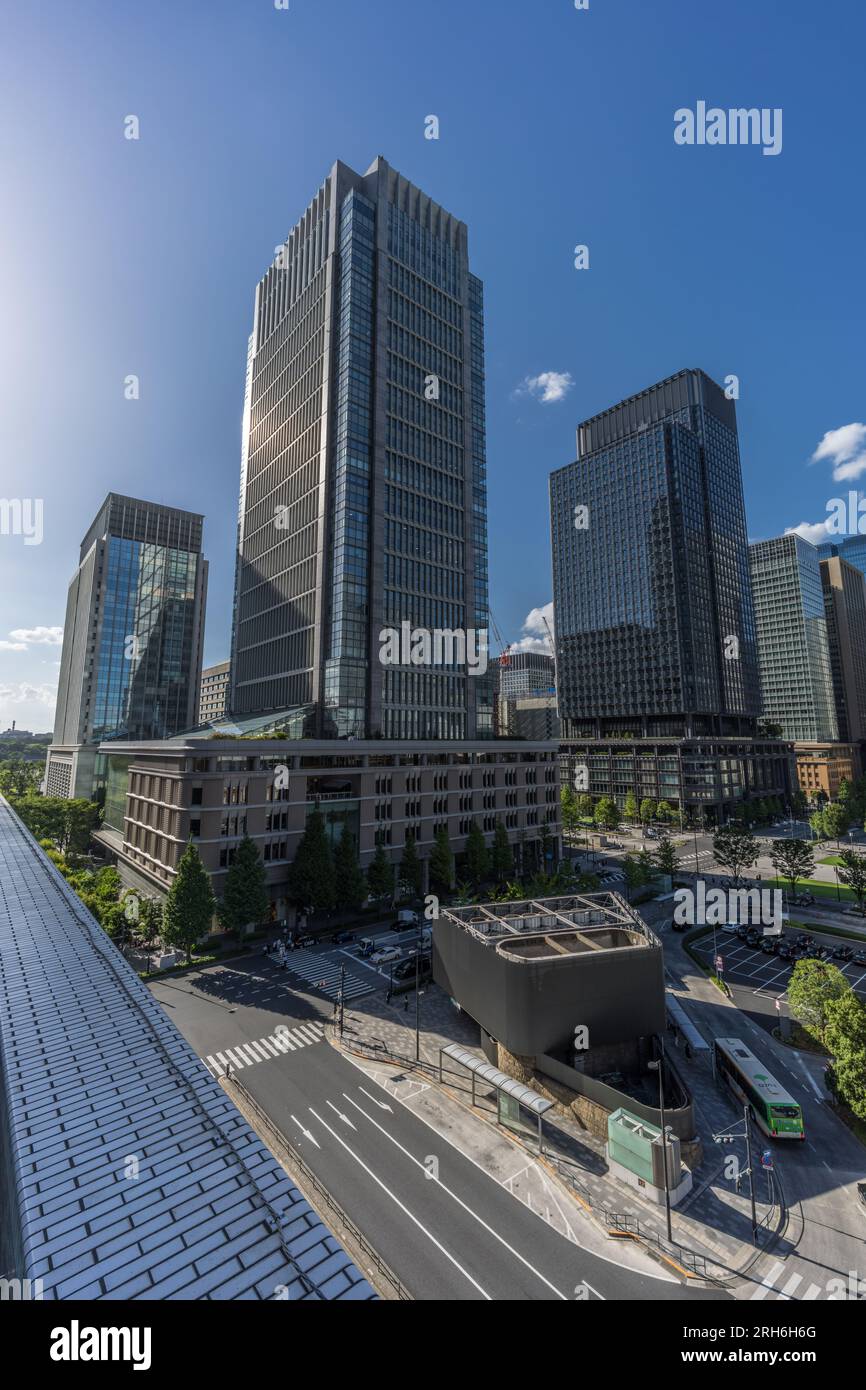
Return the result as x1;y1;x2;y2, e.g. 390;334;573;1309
785;520;834;546
0;682;57;707
509;602;555;654
0;640;28;652
8;625;63;646
811;423;866;482
516;371;574;405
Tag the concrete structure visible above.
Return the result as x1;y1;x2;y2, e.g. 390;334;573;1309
93;736;561;913
46;495;208;800
230;155;493;742
749;533;838;743
794;740;858;802
505;695;561;741
550;371;791;823
606;1109;692;1207
199;660;230;724
0;796;373;1301
820;556;866;745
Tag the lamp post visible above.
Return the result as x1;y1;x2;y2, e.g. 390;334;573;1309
648;1043;673;1243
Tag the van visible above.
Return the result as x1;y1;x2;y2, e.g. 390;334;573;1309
357;937;377;958
393;910;420;932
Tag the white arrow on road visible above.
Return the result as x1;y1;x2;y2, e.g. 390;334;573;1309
326;1099;357;1129
358;1086;393;1112
290;1114;320;1148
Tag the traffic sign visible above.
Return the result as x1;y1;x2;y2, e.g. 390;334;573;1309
761;1149;773;1170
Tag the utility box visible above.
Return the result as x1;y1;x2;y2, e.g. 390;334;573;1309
606;1107;692;1206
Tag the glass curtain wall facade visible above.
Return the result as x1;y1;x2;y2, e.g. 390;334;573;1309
749;533;838;742
550;370;760;737
231;157;490;740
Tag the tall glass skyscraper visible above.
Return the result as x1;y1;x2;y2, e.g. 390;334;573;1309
749;534;838;742
230;157;492;740
551;369;760;738
47;495;207;798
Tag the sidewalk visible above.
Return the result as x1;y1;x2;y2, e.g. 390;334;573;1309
333;980;774;1284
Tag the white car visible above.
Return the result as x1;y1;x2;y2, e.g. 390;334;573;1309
371;947;402;965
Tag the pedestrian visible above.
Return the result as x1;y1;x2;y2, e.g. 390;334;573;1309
404;997;409;1012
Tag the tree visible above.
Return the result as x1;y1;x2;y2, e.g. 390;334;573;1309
639;797;656;826
656;800;674;824
490;820;513;885
0;757;41;798
711;826;759;886
367;836;394;901
399;829;423;899
822;802;849;847
577;794;594;820
809;810;826;841
560;784;579;835
334;831;368;913
768;838;815;902
788;960;850;1044
287;809;335;913
824;992;866;1120
594;797;620;831
623;791;639;824
653;834;679;878
835;848;866;914
429;826;454;896
163;843;216;964
464;821;489;889
219;834;269;937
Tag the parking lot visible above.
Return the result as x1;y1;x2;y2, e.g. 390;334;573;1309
690;926;866;1029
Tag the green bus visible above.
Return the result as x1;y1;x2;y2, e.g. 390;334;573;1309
713;1037;805;1140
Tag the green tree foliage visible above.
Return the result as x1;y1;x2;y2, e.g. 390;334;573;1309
653;834;679;877
399;829;423;899
560;784;579;834
823;992;866;1120
768;838;815;900
623;791;639;823
464;820;489;888
594;797;620;831
639;797;656;826
162;843;216;964
219;834;269;937
333;831;368;913
821;802;850;846
787;959;849;1044
287;809;335;913
367;837;394;901
577;794;594;820
429;826;454;896
835;848;866;914
655;799;673;823
10;795;101;855
0;757;41;798
491;820;513;885
712;826;759;885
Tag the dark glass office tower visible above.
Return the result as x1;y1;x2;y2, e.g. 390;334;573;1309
551;369;760;738
230;156;491;740
46;495;207;798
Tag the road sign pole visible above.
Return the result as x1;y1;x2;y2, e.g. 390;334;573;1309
743;1104;758;1243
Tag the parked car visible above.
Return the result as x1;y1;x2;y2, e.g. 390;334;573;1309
833;944;854;962
736;925;750;941
853;951;866;967
371;946;402;965
760;938;778;955
776;944;793;961
745;929;761;947
792;893;815;906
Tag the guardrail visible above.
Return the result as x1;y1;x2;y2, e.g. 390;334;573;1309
330;1024;715;1281
226;1072;412;1301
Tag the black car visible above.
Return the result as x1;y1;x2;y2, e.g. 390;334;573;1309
736;925;750;942
393;955;431;982
833;944;854;962
760;938;778;955
331;930;355;944
853;951;866;967
776;944;793;961
746;930;761;948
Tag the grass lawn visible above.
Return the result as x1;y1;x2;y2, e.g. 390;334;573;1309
818;854;845;865
765;874;855;902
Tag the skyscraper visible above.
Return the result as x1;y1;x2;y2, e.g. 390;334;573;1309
820;555;866;744
229;156;491;741
749;534;837;743
550;370;792;821
46;494;207;798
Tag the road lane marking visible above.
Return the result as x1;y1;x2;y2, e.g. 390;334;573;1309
326;1099;357;1130
291;1114;320;1148
343;1091;568;1300
359;1085;393;1112
751;1261;785;1299
778;1272;803;1299
308;1108;491;1299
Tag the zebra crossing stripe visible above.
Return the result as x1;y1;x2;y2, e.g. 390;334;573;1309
224;1047;247;1070
270;1033;292;1052
778;1273;802;1299
237;1044;260;1065
802;1284;822;1300
294;1024;321;1043
751;1261;785;1299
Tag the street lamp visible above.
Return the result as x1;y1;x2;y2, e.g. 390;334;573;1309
648;1043;673;1244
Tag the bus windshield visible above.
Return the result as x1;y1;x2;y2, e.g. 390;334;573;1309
771;1105;800;1119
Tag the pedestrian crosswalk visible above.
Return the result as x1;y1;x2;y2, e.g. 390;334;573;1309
202;1021;325;1078
269;948;375;1002
749;1260;838;1301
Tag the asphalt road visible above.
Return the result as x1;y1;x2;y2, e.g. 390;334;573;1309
149;959;728;1302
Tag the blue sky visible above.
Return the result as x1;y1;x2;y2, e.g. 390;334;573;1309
1;0;863;731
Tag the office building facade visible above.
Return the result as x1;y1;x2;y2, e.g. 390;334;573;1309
820;555;866;745
550;370;790;821
230;156;492;742
199;660;231;724
749;534;838;743
46;495;208;799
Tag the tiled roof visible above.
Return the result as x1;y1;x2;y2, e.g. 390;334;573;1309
0;798;375;1301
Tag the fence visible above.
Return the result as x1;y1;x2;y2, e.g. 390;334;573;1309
226;1072;412;1301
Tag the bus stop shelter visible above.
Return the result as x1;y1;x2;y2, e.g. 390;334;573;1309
439;1042;554;1153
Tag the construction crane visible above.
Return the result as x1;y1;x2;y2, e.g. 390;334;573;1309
541;611;556;659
